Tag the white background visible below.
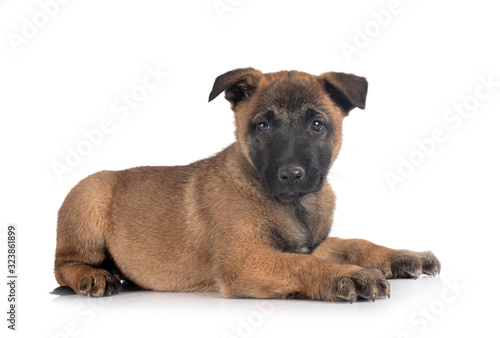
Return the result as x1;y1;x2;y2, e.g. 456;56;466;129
1;0;499;337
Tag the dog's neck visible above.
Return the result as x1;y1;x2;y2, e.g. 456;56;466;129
219;143;335;254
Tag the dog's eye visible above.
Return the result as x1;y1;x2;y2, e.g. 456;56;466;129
311;120;323;132
257;122;270;133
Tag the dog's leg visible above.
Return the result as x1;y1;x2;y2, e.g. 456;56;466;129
216;247;390;302
54;261;121;297
54;172;121;297
312;237;441;279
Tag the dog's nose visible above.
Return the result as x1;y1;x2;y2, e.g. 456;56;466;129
278;167;305;185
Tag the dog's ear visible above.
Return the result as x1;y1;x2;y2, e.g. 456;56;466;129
318;72;368;114
208;68;263;107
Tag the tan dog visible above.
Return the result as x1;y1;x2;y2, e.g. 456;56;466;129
54;68;440;302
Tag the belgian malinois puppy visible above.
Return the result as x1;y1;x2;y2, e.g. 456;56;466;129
54;68;440;302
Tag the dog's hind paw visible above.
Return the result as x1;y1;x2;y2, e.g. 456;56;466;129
77;269;121;297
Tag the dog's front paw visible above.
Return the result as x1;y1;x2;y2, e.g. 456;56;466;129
331;268;391;302
386;250;441;279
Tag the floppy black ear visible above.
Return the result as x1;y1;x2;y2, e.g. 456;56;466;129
208;68;263;107
318;72;368;114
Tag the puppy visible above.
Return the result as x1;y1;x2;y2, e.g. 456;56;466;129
54;68;440;301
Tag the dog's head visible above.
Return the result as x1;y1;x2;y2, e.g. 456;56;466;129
209;68;367;203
